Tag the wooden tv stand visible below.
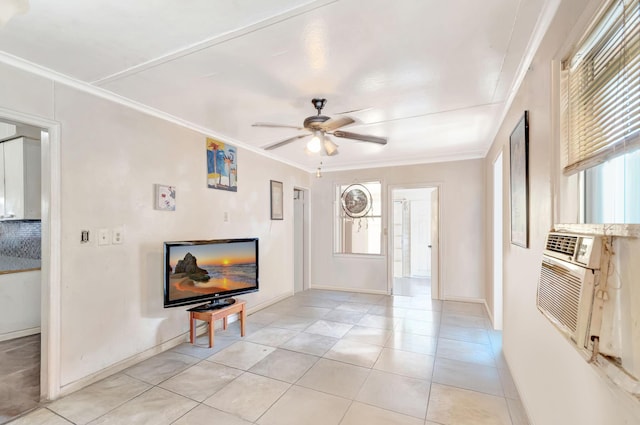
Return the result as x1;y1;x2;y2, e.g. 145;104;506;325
189;299;246;348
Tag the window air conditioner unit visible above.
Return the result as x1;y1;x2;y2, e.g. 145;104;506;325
537;232;608;354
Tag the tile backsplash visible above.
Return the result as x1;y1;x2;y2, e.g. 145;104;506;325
0;220;41;259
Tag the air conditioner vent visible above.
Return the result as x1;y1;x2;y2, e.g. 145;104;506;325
538;259;582;335
546;233;578;256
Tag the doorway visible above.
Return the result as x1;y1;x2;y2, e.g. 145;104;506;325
389;186;439;298
0;108;61;406
293;188;309;293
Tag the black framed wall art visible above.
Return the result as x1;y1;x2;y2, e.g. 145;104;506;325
509;111;529;248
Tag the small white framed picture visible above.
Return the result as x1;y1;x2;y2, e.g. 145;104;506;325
155;184;176;211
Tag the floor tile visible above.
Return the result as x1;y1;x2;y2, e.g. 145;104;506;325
368;305;410;318
326;309;366;325
87;387;196;425
123;351;199;385
348;293;386;304
498;366;520;400
443;301;488;317
207;341;276;370
324;339;382;368
335;302;374;313
169;336;237;359
203;372;290;422
373;348;434;380
439;324;491;345
385;331;437;355
0;365;40;421
5;408;72;425
356;369;429;419
357;314;399;330
172;404;253;425
294;296;341;309
288;306;332;319
159;361;243;402
257;385;350;425
343;325;391;346
246;311;282;326
433;357;503;397
296;358;369;399
395;318;439;337
436;338;496;367
426;383;511;425
340;401;424;425
279;332;338;356
249;349;318;383
305;320;353;338
404;309;441;323
441;313;491;330
48;374;150;424
246;327;299;347
270;315;316;331
507;397;530;425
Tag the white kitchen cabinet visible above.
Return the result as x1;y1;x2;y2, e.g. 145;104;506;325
0;137;41;220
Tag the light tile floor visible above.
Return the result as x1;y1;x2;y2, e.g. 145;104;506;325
8;289;530;425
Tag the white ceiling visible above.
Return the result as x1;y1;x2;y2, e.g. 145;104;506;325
0;0;553;171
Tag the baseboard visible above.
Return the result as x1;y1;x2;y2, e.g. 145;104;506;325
246;291;293;315
58;329;190;397
442;295;486;304
484;300;495;326
0;326;40;342
309;284;388;295
57;291;294;397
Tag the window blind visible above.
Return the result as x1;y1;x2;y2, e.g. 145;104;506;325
562;0;640;175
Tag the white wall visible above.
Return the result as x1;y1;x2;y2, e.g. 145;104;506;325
0;270;40;340
0;62;309;390
484;0;640;422
311;160;485;300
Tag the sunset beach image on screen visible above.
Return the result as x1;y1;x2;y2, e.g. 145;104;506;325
167;240;257;302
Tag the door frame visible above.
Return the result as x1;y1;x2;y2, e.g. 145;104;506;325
387;183;442;299
293;186;310;292
492;151;504;330
0;107;61;400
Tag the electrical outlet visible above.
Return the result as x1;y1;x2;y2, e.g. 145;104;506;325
112;227;124;244
81;230;90;244
224;212;229;222
98;228;111;246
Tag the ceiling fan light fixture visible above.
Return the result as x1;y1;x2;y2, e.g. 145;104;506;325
306;131;322;153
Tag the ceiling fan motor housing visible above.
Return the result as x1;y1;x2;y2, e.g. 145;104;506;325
303;115;330;130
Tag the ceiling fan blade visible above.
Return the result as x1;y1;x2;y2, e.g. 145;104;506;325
319;116;355;131
322;137;339;156
335;107;373;115
252;122;305;130
332;130;387;145
262;134;309;150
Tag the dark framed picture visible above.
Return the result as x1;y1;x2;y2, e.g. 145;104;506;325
270;180;283;220
510;111;529;248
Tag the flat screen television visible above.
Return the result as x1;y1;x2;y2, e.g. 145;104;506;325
164;238;258;311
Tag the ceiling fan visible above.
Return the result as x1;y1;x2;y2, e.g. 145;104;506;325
253;98;387;156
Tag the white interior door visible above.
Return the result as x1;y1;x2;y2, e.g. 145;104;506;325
430;188;439;300
293;189;305;293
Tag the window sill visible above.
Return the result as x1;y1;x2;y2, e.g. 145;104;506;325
554;223;640;238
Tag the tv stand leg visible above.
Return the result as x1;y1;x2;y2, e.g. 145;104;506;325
241;307;246;337
190;315;195;344
208;322;214;348
223;316;228;331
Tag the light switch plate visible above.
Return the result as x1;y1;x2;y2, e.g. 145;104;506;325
98;228;111;245
112;227;124;244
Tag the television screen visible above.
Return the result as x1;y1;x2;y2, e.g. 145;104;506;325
164;238;258;309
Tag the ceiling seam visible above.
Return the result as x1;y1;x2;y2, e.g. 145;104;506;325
91;0;339;86
490;0;524;103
